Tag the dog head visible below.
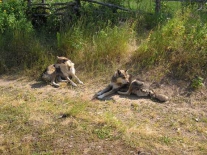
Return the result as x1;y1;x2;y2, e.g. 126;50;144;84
57;56;74;67
112;69;130;86
56;56;69;64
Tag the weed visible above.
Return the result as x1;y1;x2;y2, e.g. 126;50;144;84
190;76;204;90
160;135;172;145
94;125;112;139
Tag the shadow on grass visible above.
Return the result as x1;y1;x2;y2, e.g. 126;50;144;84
30;81;48;88
118;94;166;103
94;92;166;104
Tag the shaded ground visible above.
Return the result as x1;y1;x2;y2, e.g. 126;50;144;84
0;75;207;155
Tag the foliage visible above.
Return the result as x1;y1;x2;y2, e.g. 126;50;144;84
132;9;207;79
0;0;207;81
0;1;57;76
103;0;125;5
0;0;32;33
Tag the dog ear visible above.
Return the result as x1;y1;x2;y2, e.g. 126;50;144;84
117;69;121;75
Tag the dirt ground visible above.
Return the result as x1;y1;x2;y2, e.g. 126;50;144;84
0;74;206;104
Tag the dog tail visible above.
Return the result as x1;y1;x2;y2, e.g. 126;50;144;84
149;90;168;102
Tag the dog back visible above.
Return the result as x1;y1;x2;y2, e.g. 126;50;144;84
55;64;69;77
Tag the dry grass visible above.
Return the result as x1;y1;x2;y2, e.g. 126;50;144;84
0;75;207;155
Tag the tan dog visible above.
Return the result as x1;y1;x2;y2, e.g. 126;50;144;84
118;79;169;102
96;70;131;99
42;56;83;87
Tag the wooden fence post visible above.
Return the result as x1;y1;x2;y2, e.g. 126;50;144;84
76;0;81;6
27;0;32;7
75;0;81;16
155;0;161;13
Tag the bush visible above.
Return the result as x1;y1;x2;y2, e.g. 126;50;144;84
0;0;32;33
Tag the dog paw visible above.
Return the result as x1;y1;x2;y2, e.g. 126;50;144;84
53;85;60;88
79;81;84;84
96;92;102;96
71;83;77;87
97;95;104;99
51;82;60;87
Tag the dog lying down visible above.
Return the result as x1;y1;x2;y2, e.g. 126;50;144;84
96;69;168;102
42;56;83;87
96;69;131;99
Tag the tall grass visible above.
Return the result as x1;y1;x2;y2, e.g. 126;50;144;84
132;9;207;79
56;20;134;73
0;0;55;76
0;29;56;77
